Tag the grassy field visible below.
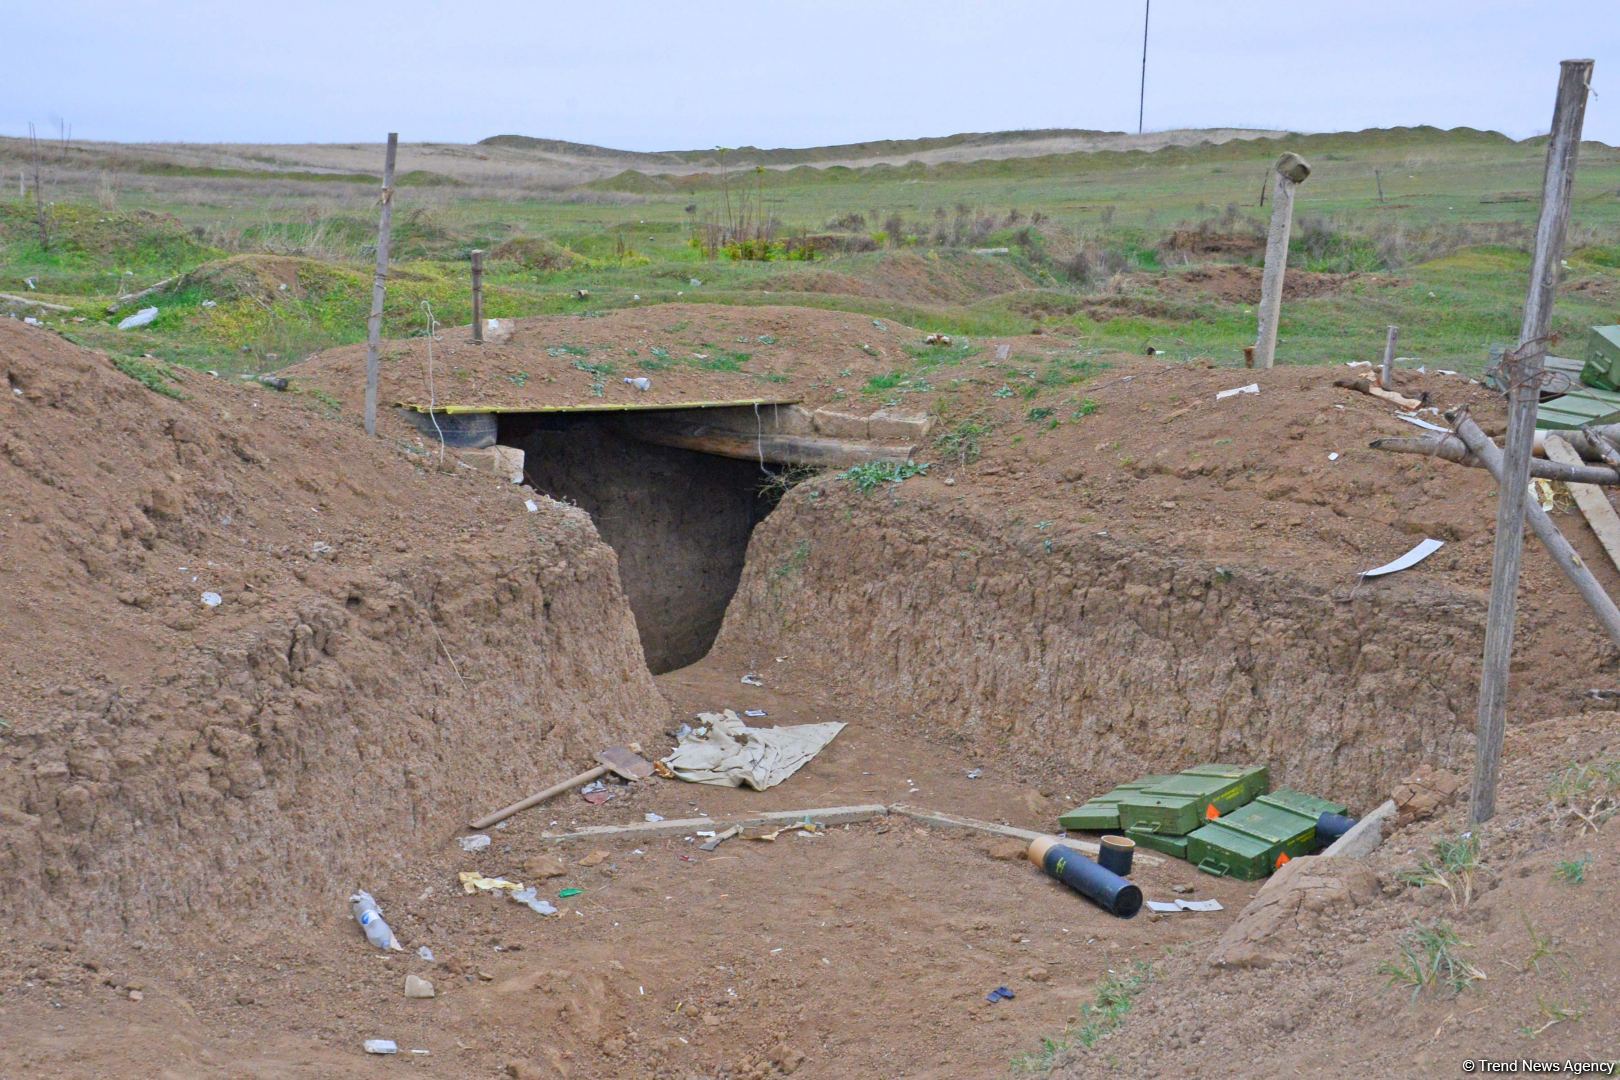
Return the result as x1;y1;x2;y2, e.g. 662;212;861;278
2;126;1617;381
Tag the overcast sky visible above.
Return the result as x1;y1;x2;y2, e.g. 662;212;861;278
10;1;1616;147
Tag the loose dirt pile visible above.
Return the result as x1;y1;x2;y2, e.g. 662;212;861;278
0;319;663;936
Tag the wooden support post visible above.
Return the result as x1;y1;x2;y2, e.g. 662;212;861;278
1379;325;1398;390
1253;152;1311;369
1374;168;1385;204
363;132;398;438
470;249;484;344
1453;415;1620;649
1372;433;1620;486
1470;59;1593;825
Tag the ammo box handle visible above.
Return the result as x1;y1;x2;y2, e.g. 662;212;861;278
1197;856;1229;877
1133;822;1162;834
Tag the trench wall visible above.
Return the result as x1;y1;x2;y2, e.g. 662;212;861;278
713;486;1596;808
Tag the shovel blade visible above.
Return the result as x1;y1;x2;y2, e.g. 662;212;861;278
597;745;653;780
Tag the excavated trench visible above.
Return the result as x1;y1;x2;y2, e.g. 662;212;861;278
500;412;789;673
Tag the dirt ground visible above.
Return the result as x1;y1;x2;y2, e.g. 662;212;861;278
5;306;1620;1077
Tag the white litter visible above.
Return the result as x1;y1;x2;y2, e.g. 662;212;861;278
740;674;764;687
644;812;664;823
1362;538;1445;579
1215;383;1260;401
23;316;39;326
417;945;434;962
200;591;223;607
509;888;559;916
1146;898;1225;913
661;709;846;791
363;1040;398;1055
524;499;539;513
457;834;491;852
966;768;983;780
1395;412;1451;434
1328;452;1340;462
743;709;767;718
623;377;652;391
1344;360;1372;368
201;299;217;308
117;306;159;330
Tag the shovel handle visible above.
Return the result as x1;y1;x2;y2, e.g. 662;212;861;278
469;764;609;830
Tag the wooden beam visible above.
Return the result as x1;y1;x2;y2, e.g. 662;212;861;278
1379;325;1398;390
887;803;1163;866
470;249;484;345
536;804;889;844
1254;152;1310;369
1543;434;1620;574
363;133;398;437
613;417;913;467
1453;415;1620;650
1470;59;1593;825
1371;433;1620;486
0;292;71;312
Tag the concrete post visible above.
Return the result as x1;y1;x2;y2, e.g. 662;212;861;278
1253;152;1311;369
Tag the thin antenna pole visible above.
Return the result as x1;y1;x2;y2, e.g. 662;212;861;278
1137;0;1151;135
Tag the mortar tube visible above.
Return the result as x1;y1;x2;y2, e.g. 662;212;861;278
1027;837;1143;918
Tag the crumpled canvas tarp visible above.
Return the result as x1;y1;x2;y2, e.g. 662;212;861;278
661;709;845;790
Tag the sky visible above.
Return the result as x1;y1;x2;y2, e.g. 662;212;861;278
9;1;1617;148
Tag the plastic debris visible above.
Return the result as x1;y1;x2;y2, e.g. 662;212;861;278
117;306;159;330
740;674;765;687
457;834;491;852
363;1039;398;1055
644;812;664;823
23;316;40;326
458;871;521;894
985;986;1016;1003
1327;452;1340;462
200;591;223;607
1361;538;1444;579
1145;898;1225;913
1395;412;1451;433
623;377;652;391
524;499;539;513
350;891;402;951
558;887;582;899
743;709;768;718
510;888;559;915
662;710;845;791
1215;383;1260;401
201;299;217;308
966;768;983;780
417;945;434;962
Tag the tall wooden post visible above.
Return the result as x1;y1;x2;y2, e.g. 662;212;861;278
1253;152;1310;369
363;133;398;437
470;249;485;344
1379;325;1398;390
1470;59;1593;824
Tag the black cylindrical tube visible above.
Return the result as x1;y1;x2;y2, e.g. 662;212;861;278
1316;812;1358;848
1098;834;1136;877
1028;838;1142;918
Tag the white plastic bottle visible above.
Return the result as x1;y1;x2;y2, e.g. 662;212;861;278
350;890;398;950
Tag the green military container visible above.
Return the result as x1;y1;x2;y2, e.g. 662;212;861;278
1057;775;1174;832
1185;788;1348;880
1581;326;1620;392
1126;825;1190;859
1257;789;1347;819
1181;763;1271;805
1118;772;1254;836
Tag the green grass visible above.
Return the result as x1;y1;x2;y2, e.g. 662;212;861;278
1381;920;1485;1000
4;125;1619;381
1553;855;1592;885
110;355;186;399
1399;833;1483;910
838;460;930;493
1013;963;1151;1072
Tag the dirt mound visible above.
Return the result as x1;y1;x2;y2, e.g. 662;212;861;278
1148;263;1395;304
761;251;1035;307
1162;227;1266;259
174;252;330;302
718;359;1616;807
1063;712;1620;1076
490;234;575;271
0;319;663;935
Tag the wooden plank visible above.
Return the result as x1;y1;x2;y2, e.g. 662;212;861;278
612;418;912;467
397;398;800;415
1544;434;1620;574
887;804;1164;866
1471;59;1593;825
1320;800;1395;859
536;804;889;844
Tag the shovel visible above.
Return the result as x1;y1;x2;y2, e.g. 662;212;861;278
470;746;654;830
